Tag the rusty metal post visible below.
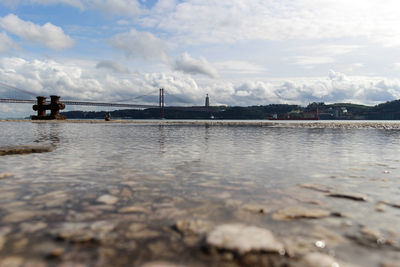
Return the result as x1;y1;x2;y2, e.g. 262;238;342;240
34;96;46;117
32;95;66;120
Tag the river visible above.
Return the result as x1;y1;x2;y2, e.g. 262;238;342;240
0;120;399;266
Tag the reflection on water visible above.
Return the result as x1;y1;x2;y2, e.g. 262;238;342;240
0;121;399;266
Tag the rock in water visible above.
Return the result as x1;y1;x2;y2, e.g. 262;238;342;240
327;191;369;201
272;206;330;220
0;144;55;156
300;253;340;267
206;224;285;254
96;194;118;205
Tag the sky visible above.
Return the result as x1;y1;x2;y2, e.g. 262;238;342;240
1;0;400;117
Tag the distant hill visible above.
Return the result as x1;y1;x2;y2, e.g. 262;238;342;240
61;100;400;120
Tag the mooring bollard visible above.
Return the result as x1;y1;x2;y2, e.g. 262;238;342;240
32;95;66;120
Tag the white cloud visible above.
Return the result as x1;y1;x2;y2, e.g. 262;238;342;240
96;60;130;73
0;0;140;14
392;63;400;71
89;0;142;16
174;53;219;78
1;56;400;113
109;29;168;62
289;56;336;68
0;14;74;50
135;0;400;47
299;44;361;56
4;0;400;48
215;60;267;75
33;0;85;9
0;31;17;52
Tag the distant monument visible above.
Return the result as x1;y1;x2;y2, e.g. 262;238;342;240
205;94;210;107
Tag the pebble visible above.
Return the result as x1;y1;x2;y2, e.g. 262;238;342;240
272;206;331;220
206;224;285;254
96;194;119;205
0;172;13;179
118;206;150;214
241;204;271;214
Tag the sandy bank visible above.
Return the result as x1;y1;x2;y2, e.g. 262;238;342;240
2;119;400;129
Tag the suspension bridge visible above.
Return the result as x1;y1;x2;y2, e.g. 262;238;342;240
0;82;214;119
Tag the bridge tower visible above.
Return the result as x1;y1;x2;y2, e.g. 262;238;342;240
159;88;165;119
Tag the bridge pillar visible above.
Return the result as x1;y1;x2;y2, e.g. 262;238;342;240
32;95;66;120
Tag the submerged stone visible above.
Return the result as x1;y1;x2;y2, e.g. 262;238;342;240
272;206;330;220
378;200;400;209
174;219;213;235
299;183;332;193
3;210;38;223
0;144;55;156
206;224;285;254
327;191;369;202
127;223;160;239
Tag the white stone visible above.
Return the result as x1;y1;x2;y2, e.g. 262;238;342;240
96;194;118;205
206;224;284;254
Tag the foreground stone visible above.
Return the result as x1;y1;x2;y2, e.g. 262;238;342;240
299;252;340;267
0;145;55;156
206;224;285;254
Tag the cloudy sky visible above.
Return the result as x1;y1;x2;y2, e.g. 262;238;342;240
1;0;400;117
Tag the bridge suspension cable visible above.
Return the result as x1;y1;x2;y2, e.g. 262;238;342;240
0;82;39;97
116;89;160;102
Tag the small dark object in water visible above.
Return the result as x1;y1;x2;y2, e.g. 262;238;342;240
105;112;111;121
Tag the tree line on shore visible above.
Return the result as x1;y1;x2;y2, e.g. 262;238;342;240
61;99;400;120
